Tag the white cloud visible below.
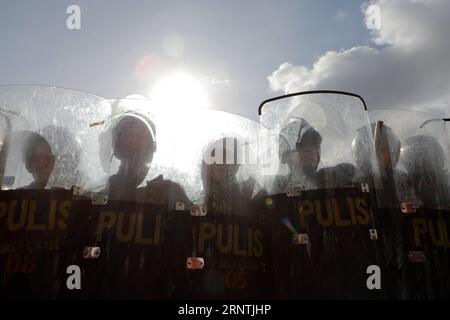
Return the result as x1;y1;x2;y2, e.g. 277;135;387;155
268;0;450;116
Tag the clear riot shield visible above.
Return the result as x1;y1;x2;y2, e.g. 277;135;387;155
0;112;15;189
369;109;450;299
160;108;275;299
58;96;194;299
0;85;104;190
445;118;450;202
0;85;104;299
259;91;386;299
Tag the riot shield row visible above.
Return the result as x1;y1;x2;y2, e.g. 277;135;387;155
0;85;449;299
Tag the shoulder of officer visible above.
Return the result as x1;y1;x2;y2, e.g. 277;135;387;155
145;175;191;203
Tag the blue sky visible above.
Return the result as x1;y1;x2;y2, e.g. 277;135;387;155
0;0;374;120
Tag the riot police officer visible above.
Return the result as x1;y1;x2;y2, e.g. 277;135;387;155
105;113;155;200
104;111;190;208
20;131;55;189
400;135;449;209
352;122;419;206
275;117;355;192
200;136;259;215
353;122;420;299
41;125;81;189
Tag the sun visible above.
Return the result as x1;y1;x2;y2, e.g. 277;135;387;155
149;71;209;113
145;71;212;189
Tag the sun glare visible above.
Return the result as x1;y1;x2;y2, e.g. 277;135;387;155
145;71;213;182
149;72;209;113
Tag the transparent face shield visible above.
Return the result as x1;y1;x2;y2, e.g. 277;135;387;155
76;96;196;210
75;97;157;194
370;109;450;210
0;85;104;190
153;108;274;207
259;92;376;193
